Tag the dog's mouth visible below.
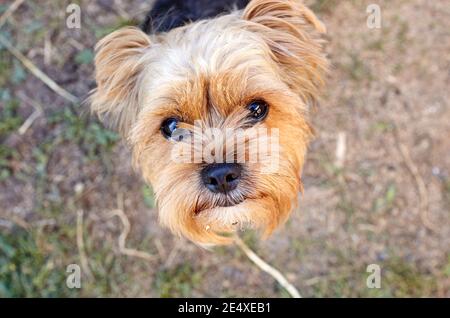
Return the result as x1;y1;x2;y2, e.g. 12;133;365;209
216;197;245;208
194;193;247;214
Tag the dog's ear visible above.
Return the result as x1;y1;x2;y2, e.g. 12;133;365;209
90;27;151;135
243;0;328;104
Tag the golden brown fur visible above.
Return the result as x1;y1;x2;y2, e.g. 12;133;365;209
90;0;328;245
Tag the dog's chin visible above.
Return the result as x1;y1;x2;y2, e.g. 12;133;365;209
194;198;260;235
157;192;284;245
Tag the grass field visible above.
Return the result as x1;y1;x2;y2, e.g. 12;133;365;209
0;0;449;297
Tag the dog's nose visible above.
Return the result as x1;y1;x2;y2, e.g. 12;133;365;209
201;163;242;194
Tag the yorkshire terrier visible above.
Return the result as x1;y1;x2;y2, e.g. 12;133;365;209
90;0;328;245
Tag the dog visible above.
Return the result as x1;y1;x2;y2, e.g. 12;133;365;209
90;0;328;245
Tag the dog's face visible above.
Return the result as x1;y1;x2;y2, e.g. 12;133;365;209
91;0;328;245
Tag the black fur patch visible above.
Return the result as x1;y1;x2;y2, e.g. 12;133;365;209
141;0;250;33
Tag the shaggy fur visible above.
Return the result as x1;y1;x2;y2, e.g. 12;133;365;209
91;0;328;245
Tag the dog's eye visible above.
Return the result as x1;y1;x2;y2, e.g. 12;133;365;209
247;100;269;122
160;117;180;139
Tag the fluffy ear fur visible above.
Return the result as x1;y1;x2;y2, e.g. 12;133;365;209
243;0;328;105
90;27;151;135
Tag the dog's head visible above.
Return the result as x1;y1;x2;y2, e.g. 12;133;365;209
91;0;328;245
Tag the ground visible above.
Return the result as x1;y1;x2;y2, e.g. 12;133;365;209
0;0;449;297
